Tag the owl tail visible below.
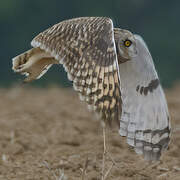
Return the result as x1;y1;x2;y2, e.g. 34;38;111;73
12;47;59;83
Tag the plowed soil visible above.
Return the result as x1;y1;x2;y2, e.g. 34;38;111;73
0;85;180;180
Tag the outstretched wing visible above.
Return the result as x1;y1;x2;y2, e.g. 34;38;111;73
31;17;122;125
119;34;171;161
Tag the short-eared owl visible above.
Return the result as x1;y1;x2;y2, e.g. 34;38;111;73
12;17;170;161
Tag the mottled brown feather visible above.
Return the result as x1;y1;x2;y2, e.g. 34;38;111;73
12;48;58;82
31;17;122;125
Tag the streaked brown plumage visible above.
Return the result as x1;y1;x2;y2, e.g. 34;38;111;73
12;17;171;161
13;17;123;126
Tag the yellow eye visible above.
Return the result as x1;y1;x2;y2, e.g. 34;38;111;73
124;40;132;47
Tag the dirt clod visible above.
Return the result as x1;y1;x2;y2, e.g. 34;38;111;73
0;85;180;180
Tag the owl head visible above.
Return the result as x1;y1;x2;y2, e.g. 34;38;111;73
114;28;137;63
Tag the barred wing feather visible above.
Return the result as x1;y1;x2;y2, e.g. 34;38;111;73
31;17;122;126
119;35;171;161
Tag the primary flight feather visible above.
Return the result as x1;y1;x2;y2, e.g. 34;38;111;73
12;17;171;161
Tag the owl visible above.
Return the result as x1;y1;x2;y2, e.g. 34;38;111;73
12;17;171;161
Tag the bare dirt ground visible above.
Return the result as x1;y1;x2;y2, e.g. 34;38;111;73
0;84;180;180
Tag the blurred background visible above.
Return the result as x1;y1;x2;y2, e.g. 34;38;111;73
0;0;179;87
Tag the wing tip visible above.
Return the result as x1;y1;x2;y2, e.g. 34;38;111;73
119;122;170;161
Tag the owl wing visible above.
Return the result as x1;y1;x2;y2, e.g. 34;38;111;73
119;34;171;161
31;17;122;125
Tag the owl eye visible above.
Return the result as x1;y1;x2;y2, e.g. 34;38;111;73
124;39;132;47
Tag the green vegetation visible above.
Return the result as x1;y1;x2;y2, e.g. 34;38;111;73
0;0;179;87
